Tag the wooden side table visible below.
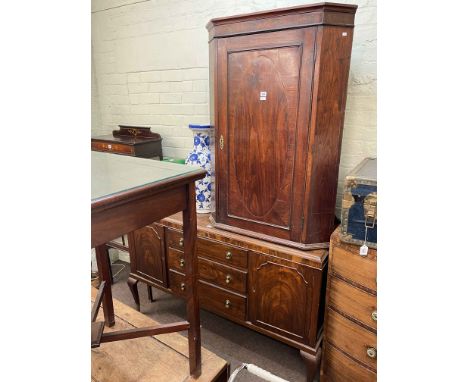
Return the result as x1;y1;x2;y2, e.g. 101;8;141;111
91;152;205;376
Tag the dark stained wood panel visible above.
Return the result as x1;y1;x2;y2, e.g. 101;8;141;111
130;223;167;286
227;45;301;229
249;251;317;344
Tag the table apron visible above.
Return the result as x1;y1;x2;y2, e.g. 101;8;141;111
92;185;187;248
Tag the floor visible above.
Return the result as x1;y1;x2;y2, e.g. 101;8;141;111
109;261;316;382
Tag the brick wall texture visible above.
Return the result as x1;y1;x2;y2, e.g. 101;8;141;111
91;0;376;216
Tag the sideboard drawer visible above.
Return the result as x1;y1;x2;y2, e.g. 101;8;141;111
166;228;184;250
323;342;377;382
197;238;248;269
167;247;186;273
326;308;377;370
331;245;376;291
91;141;134;155
198;257;247;294
168;270;186;298
198;280;246;321
329;277;377;330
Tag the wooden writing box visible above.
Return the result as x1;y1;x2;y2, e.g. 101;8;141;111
91;125;163;159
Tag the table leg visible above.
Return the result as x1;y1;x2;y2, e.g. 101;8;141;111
183;182;201;376
95;244;115;327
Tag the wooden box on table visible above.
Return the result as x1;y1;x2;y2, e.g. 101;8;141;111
91;125;163;159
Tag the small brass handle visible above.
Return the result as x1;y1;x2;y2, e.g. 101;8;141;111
225;299;231;308
225;275;232;284
180;282;186;291
179;238;184;247
179;258;185;268
225;251;232;260
371;311;377;321
366;347;377;359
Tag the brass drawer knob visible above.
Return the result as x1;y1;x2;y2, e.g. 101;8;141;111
179;238;184;247
371;311;377;321
366;347;377;359
180;282;186;291
225;275;232;284
179;258;185;268
225;251;232;260
225;299;231;308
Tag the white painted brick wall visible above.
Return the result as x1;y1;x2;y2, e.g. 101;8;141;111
91;0;376;216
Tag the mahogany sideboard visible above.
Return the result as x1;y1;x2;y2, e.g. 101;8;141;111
320;228;377;381
127;212;328;381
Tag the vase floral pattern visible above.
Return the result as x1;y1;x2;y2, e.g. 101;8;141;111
185;125;213;213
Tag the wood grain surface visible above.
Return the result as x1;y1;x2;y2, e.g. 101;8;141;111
91;288;228;382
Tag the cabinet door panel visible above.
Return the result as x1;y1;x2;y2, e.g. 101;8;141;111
249;252;317;344
227;46;300;229
216;28;316;241
129;223;167;287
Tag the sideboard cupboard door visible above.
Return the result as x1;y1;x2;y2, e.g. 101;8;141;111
215;28;317;242
128;223;168;287
248;251;321;345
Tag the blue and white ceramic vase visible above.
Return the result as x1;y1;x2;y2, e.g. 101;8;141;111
185;124;214;213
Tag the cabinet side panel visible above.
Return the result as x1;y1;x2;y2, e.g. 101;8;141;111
305;26;354;243
209;39;218;214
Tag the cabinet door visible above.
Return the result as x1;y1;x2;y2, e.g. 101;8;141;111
129;223;168;287
249;251;321;345
215;28;316;241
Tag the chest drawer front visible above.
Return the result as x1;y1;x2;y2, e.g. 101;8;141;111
198;281;246;321
167;247;186;273
329;277;377;331
331;245;376;291
326;308;377;370
168;270;186;298
322;342;376;382
91;141;134;155
197;238;248;269
166;228;185;250
198;257;247;294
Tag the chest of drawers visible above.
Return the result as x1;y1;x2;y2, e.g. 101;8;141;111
320;227;377;381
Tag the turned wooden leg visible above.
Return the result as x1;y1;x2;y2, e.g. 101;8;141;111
300;348;322;382
127;276;141;311
147;284;156;302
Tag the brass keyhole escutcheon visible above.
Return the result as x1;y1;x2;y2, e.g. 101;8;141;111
180;283;186;291
225;299;231;308
225;275;232;284
225;251;232;260
219;135;224;150
179;258;185;268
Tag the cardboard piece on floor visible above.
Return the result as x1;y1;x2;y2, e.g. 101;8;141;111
91;288;228;382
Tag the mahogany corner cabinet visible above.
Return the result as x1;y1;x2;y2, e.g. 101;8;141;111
207;2;357;250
